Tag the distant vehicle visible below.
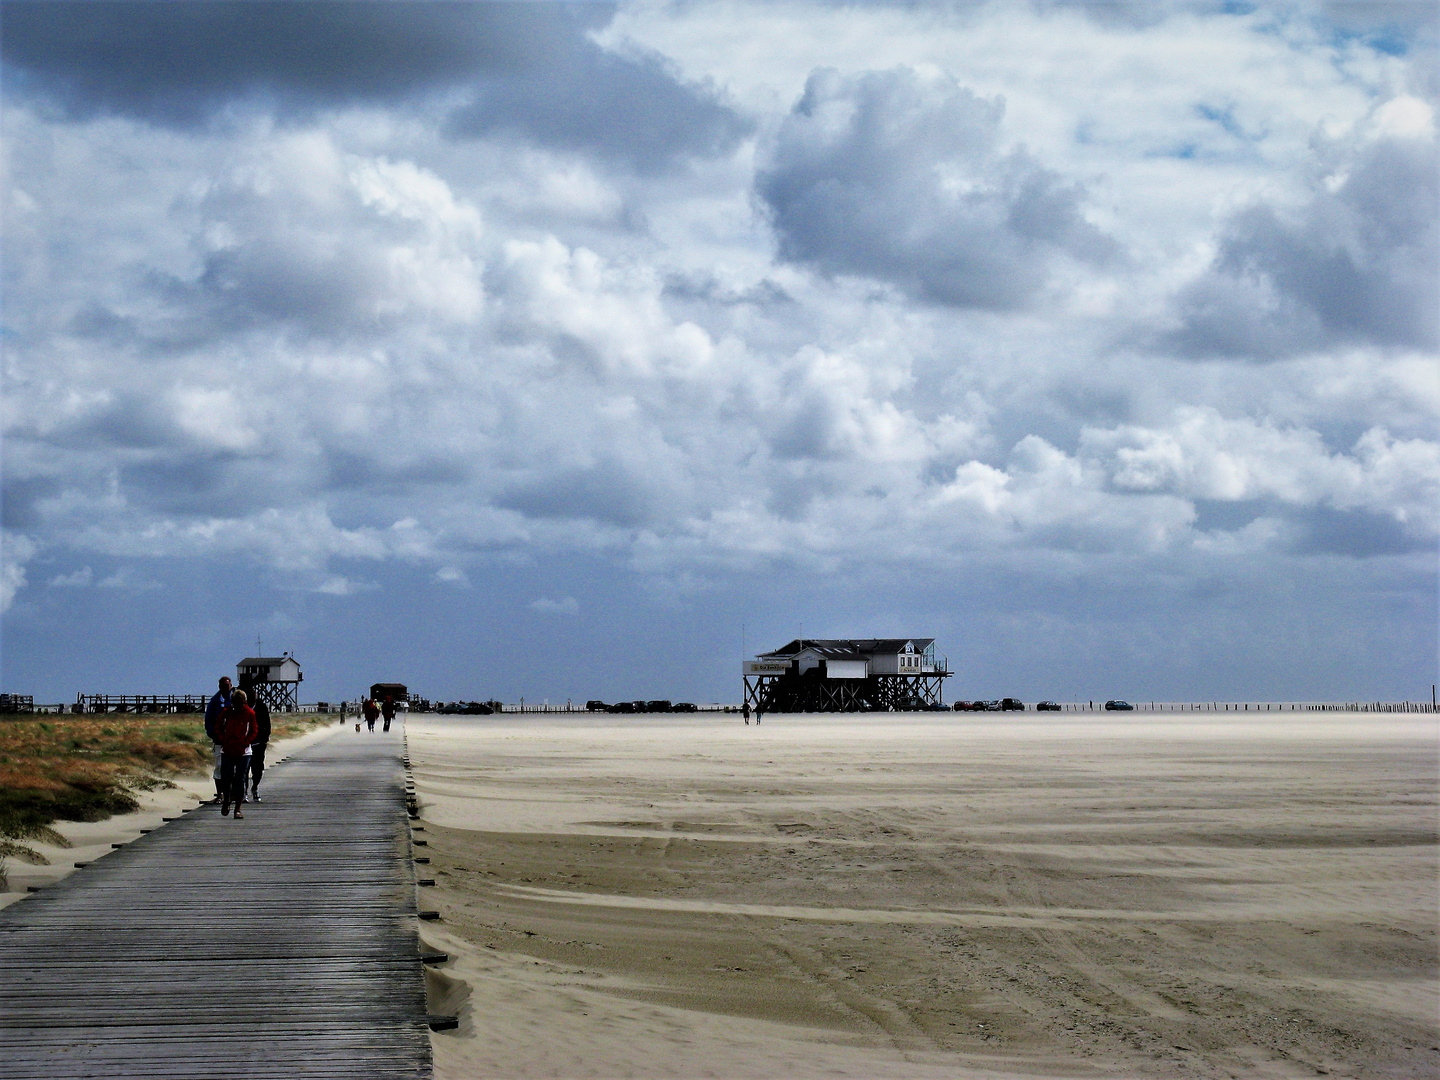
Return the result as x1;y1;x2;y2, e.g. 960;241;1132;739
608;701;635;714
1104;699;1134;711
458;701;492;715
983;700;1002;711
672;702;697;713
951;701;972;711
586;700;608;712
370;682;408;704
645;700;672;713
1036;701;1061;711
1000;698;1025;711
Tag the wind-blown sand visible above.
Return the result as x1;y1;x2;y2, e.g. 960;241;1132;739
407;712;1438;1079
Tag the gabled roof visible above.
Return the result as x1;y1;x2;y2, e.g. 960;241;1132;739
758;638;934;659
238;656;298;667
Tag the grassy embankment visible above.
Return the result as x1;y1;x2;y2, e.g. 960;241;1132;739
0;712;332;885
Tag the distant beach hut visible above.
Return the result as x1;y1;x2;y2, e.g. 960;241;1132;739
237;653;304;713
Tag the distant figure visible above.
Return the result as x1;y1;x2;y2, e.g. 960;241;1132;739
248;688;271;803
742;702;750;726
381;696;396;732
204;676;233;803
363;698;379;731
218;689;258;819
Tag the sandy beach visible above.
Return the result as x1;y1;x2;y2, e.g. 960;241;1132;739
407;710;1438;1079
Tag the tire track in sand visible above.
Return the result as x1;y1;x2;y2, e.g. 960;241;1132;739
752;924;941;1057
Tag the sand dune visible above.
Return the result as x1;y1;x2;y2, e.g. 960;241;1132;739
407;712;1439;1079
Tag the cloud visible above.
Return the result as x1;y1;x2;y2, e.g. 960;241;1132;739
1;0;1434;659
1;2;539;123
1085;408;1440;548
48;566;93;588
1;475;61;529
757;66;1116;309
445;21;751;173
2;2;748;171
1165;101;1439;359
433;566;470;587
52;505;394;575
314;575;375;597
189;134;487;335
1;534;38;612
96;567;163;591
529;596;579;614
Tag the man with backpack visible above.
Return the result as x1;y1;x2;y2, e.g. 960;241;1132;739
204;676;232;803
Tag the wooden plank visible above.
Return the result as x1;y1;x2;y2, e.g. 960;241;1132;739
0;725;431;1080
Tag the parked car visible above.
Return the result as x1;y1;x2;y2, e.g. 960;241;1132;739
672;702;698;713
586;700;608;712
1000;698;1025;711
608;701;635;714
1104;699;1134;711
1036;701;1061;711
951;701;972;711
458;701;492;715
645;700;673;713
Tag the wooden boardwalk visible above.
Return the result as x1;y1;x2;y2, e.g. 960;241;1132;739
0;724;432;1079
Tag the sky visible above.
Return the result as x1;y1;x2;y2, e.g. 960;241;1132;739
2;0;1436;706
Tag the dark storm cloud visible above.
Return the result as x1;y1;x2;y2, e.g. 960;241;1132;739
756;67;1116;310
1166;133;1439;359
1;1;505;122
444;32;751;173
1;1;746;169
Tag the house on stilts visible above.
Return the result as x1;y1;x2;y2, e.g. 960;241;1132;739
742;638;950;717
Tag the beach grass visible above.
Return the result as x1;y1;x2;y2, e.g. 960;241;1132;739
0;712;331;842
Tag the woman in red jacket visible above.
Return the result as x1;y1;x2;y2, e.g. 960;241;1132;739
218;689;258;819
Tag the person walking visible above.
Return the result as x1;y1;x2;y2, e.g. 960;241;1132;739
247;685;271;803
381;696;396;732
363;698;379;731
204;676;232;803
218;689;258;819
